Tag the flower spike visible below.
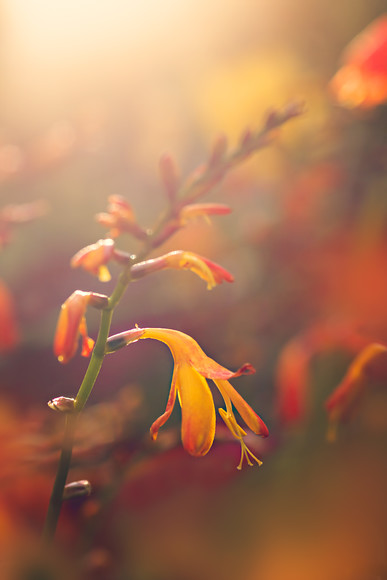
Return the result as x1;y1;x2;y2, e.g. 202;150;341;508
106;327;268;468
131;250;234;290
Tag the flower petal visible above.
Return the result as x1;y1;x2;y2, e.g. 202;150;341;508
54;291;90;363
131;251;233;290
139;328;255;380
215;379;269;437
150;368;178;440
177;364;216;456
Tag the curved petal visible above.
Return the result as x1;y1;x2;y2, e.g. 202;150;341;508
54;291;90;363
150;368;178;440
140;328;255;380
214;379;269;438
177;364;216;456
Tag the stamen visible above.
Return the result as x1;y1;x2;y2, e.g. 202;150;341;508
219;408;263;469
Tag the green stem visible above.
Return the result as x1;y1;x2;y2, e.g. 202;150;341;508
43;268;133;542
42;413;77;543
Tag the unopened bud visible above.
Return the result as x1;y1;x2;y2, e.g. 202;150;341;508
106;327;144;353
159;153;179;202
239;128;254;150
208;134;228;168
112;248;135;266
88;292;109;309
63;480;92;500
48;396;75;412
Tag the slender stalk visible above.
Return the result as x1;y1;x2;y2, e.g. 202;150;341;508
42;269;132;542
42;413;77;542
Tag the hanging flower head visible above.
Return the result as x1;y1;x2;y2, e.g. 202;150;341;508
131;250;234;290
54;290;108;364
71;238;115;282
106;327;268;469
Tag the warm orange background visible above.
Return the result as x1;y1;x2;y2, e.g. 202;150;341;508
0;1;386;579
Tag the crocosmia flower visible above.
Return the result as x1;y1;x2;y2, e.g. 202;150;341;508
131;250;234;290
325;342;387;441
54;290;108;363
71;238;115;282
96;195;147;239
106;327;268;469
330;15;387;109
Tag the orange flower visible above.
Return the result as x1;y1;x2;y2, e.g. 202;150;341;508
325;342;387;441
106;327;268;469
71;238;115;281
96;195;147;239
275;322;368;427
54;291;108;363
0;280;19;352
131;250;234;289
330;15;387;109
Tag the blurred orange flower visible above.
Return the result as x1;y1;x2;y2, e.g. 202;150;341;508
131;250;234;289
325;342;387;441
0;280;19;352
275;322;368;427
330;14;387;109
106;327;268;469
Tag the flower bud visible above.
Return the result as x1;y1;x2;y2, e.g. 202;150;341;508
208;134;228;168
106;327;144;353
71;238;115;282
63;480;92;500
54;291;96;364
179;203;231;225
48;396;76;412
159;153;179;202
131;250;234;290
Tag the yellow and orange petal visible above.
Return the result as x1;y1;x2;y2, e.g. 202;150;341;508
177;364;216;456
131;250;234;290
53;290;95;364
96;195;147;239
107;326;268;468
71;238;115;281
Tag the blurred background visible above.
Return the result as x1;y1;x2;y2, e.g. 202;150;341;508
0;1;386;579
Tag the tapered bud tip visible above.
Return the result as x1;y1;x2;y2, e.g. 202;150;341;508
48;396;76;412
209;134;228;167
159;153;179;201
88;292;109;309
106;327;145;353
63;480;92;500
